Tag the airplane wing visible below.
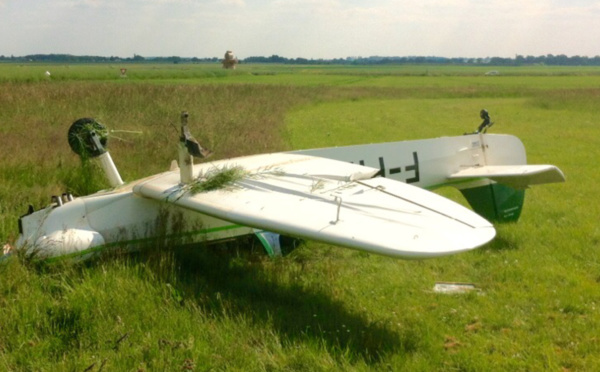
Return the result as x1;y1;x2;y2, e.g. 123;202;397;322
133;153;495;259
448;165;566;189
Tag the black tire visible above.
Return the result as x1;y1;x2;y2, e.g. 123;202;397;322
67;118;108;158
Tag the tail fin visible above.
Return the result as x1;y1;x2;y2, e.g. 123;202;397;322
459;183;525;222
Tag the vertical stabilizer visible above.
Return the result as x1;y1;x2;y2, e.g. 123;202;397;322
459;183;525;222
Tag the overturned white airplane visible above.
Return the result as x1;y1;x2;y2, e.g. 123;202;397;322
8;111;564;262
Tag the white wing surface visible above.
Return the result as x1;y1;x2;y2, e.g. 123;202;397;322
133;153;495;259
448;165;565;188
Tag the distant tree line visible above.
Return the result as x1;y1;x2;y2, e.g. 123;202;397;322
0;54;219;64
2;53;600;66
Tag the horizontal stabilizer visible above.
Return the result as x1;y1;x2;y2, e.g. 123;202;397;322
449;165;565;188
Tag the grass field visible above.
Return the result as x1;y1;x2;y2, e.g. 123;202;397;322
1;63;599;371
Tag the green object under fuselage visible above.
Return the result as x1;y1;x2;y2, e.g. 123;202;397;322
460;183;525;223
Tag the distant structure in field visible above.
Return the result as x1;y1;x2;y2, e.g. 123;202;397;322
222;51;238;69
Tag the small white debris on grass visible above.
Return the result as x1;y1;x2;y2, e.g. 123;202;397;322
2;243;13;255
433;282;480;294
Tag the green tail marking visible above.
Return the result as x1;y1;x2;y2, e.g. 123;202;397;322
460;183;525;223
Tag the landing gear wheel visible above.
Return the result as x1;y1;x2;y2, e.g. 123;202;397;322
67;118;108;158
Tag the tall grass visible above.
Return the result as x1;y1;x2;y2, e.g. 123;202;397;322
1;65;600;370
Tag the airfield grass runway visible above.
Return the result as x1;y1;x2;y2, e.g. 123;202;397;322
1;63;599;371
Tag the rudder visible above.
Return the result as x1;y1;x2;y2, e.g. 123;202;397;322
460;183;525;223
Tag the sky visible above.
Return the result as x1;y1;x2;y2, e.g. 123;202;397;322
1;0;599;59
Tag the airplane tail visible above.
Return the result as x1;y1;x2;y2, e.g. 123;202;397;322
291;132;565;224
449;163;565;222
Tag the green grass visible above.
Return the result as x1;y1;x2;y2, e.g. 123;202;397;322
1;64;599;371
3;62;600;87
187;165;249;194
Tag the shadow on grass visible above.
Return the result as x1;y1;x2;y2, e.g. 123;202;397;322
480;234;520;253
143;242;412;364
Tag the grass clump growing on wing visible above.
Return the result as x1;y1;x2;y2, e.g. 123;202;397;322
183;165;284;196
188;165;249;194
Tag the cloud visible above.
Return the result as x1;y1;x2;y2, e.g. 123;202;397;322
219;0;245;6
1;0;598;58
